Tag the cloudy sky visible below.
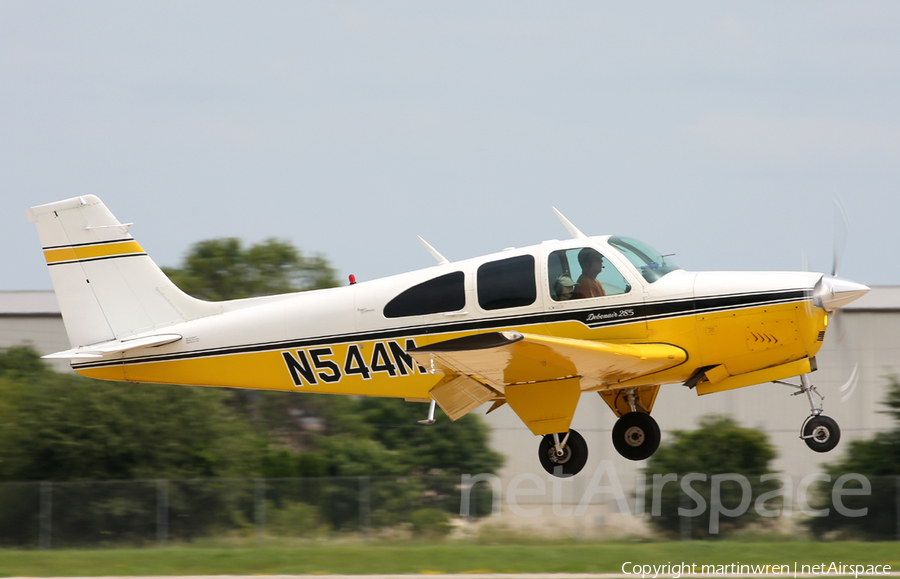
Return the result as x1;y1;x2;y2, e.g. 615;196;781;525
2;2;898;291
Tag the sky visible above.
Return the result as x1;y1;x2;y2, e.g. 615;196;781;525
2;1;899;291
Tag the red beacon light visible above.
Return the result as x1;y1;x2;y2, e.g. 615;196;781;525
349;274;357;285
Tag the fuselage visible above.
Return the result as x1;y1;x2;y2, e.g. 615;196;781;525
73;235;828;400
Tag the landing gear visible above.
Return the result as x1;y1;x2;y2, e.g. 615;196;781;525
612;412;661;461
775;373;841;453
802;415;841;452
539;429;588;477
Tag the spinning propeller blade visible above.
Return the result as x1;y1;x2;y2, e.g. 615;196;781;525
832;194;849;277
825;193;864;403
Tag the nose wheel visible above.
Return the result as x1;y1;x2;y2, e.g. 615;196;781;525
802;414;841;452
539;429;588;477
612;412;661;461
775;372;842;453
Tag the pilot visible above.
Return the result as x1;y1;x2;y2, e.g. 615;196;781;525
553;275;576;301
573;248;607;299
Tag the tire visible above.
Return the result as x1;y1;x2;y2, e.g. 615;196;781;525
803;415;841;452
612;412;661;461
539;429;588;477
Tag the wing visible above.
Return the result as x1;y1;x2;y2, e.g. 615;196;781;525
408;331;686;434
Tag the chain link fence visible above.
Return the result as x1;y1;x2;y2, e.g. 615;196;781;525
1;474;897;547
0;475;488;548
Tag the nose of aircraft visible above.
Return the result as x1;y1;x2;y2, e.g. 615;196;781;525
814;275;870;311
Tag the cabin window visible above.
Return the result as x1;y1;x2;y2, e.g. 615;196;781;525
608;236;680;283
477;255;536;310
383;271;466;318
548;247;631;301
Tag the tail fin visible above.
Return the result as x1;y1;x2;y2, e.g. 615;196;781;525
26;195;221;348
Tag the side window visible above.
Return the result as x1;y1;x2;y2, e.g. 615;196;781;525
477;255;536;310
384;272;466;318
548;248;631;301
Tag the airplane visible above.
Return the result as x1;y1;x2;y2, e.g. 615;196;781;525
26;195;870;477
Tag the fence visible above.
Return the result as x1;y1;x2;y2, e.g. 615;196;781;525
0;476;481;548
1;474;898;547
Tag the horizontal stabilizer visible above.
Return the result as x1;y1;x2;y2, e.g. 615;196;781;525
43;333;183;360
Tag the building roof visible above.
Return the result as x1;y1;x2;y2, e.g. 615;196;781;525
844;285;900;312
0;291;61;316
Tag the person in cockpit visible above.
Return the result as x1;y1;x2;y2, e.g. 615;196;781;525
553;275;576;301
573;248;606;299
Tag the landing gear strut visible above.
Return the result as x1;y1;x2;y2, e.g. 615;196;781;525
538;429;588;477
775;373;841;453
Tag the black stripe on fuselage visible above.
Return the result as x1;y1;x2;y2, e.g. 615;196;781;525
71;288;812;370
42;238;137;251
47;253;148;267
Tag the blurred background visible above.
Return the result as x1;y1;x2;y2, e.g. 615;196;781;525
2;0;900;549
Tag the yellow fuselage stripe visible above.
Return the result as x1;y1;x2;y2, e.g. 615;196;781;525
75;300;828;402
44;241;145;264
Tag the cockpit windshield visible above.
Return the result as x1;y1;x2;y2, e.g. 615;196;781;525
608;236;680;283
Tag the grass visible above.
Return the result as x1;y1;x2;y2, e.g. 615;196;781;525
0;540;898;576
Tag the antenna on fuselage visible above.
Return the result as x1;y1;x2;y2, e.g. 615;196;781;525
552;207;586;239
417;235;449;266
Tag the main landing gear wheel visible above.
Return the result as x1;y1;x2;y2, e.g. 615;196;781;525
802;415;841;453
539;429;588;477
612;412;661;461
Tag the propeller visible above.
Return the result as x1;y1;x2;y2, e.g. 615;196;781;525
832;194;850;277
818;195;864;403
812;196;869;311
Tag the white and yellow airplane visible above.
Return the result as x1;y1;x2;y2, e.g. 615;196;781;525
27;195;870;476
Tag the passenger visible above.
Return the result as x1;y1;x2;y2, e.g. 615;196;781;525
573;248;607;299
553;275;576;301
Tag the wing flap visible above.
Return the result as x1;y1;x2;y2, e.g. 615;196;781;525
410;332;687;390
429;375;497;421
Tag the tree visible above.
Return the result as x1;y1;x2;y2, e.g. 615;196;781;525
162;237;338;301
806;375;900;540
643;415;778;538
360;397;503;477
254;393;505;530
0;347;271;544
0;348;264;483
361;397;504;522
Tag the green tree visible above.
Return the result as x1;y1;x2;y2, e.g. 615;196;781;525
0;347;271;544
360;397;504;521
254;393;505;530
162;237;337;300
360;397;503;477
0;349;264;482
806;375;900;540
643;415;778;538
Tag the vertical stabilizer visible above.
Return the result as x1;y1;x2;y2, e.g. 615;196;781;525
26;196;221;348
